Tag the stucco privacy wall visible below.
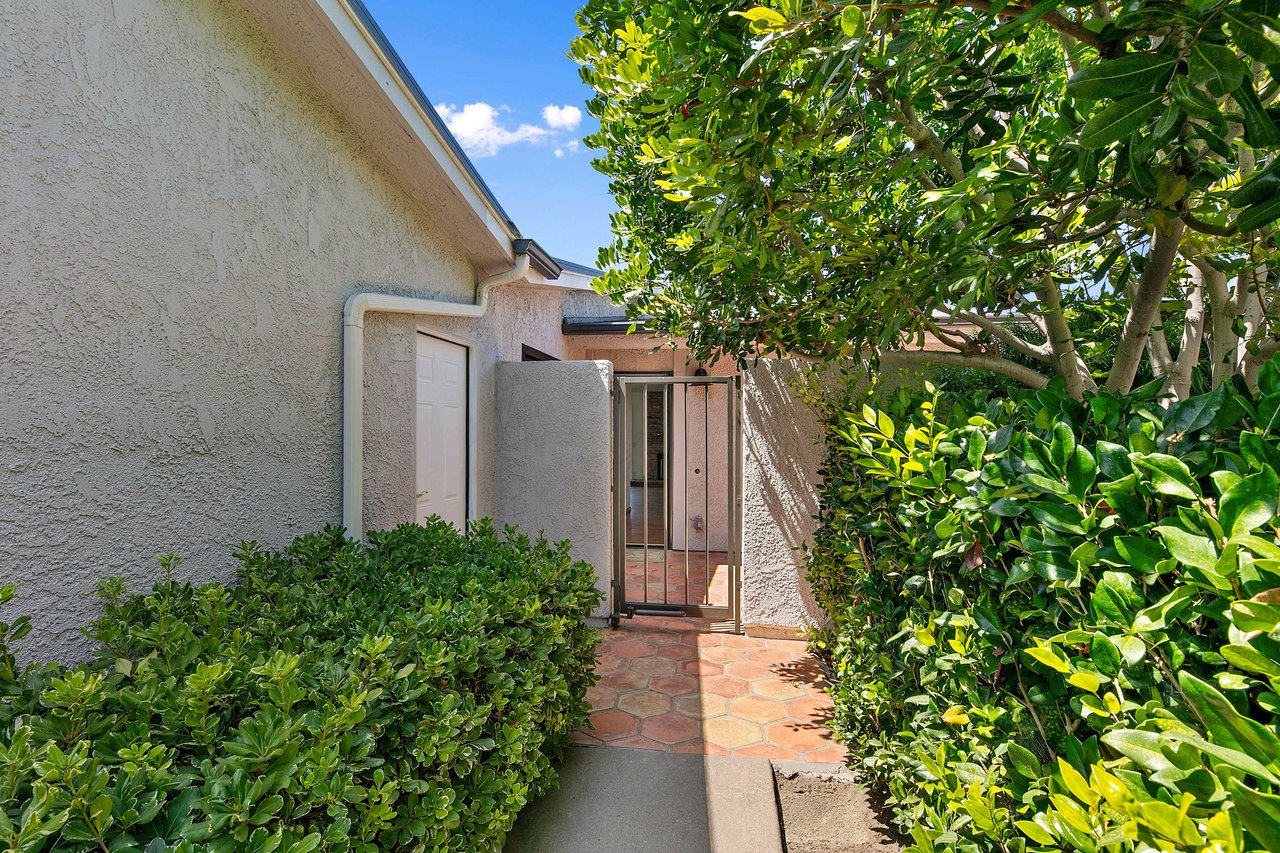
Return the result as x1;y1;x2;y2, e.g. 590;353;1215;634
740;360;828;632
0;0;502;661
361;285;586;532
494;361;613;618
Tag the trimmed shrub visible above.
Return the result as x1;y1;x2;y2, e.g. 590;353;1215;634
0;519;602;852
810;371;1280;853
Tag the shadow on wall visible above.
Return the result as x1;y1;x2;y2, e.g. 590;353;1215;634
741;360;847;629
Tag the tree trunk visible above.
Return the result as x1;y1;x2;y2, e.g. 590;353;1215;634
1201;258;1237;385
1037;276;1095;399
1166;268;1206;401
1105;219;1185;394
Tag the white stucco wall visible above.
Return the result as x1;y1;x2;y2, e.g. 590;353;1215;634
740;360;828;633
0;0;578;661
495;361;613;617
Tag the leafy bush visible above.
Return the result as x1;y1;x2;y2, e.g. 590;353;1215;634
810;370;1280;853
0;519;602;852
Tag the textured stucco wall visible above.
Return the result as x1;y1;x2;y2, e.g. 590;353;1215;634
562;289;631;320
740;360;828;632
361;285;583;533
0;0;549;661
495;361;613;617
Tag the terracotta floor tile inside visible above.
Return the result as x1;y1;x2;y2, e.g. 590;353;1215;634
574;616;844;763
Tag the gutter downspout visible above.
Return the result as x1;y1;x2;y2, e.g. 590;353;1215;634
342;251;531;536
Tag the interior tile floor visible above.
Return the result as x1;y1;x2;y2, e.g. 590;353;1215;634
573;616;845;762
623;547;730;608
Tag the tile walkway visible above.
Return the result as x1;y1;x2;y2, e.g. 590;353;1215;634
573;616;845;762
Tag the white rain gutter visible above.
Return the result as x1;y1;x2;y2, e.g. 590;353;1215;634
341;251;531;536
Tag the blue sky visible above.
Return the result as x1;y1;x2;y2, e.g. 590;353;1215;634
362;0;616;268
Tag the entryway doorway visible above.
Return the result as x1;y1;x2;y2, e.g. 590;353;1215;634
415;332;468;529
613;375;741;629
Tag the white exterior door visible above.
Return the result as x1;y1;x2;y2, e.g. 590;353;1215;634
415;333;468;529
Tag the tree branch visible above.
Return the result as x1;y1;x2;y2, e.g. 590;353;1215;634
880;348;1050;389
898;101;967;183
1105;218;1186;394
870;2;1103;48
951;310;1052;363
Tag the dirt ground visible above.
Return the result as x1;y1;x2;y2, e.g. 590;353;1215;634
774;768;902;853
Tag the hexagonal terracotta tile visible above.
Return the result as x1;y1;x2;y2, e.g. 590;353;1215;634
599;670;648;693
730;696;787;724
687;633;722;647
785;695;835;723
679;659;723;677
642;713;700;744
672;739;730;756
618;690;672;718
589;709;638;739
805;744;850;763
656;644;697;661
701;675;750;698
745;648;796;665
594;653;627;674
586;685;616;711
764;720;833;753
613;640;656;659
751;678;809;701
649;674;697;696
610;735;665;751
725;659;776;681
675;693;729;719
645;631;684;647
701;646;742;664
569;730;602;746
631;656;678;676
702;716;762;749
736;743;799;760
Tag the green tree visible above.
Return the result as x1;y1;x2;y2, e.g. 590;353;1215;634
572;0;1280;399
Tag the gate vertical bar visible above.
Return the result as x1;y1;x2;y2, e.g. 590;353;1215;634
702;383;710;606
612;378;626;622
729;375;742;633
682;384;689;606
724;375;732;629
641;383;649;600
661;383;670;604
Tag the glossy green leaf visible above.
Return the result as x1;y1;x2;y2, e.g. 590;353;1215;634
1189;42;1247;97
1079;94;1164;149
1220;467;1279;537
1066;54;1175;102
1224;8;1280;65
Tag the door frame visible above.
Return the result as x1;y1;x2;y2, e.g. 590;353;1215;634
612;374;742;630
414;327;477;524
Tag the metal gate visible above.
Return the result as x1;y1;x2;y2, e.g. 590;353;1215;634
612;375;742;629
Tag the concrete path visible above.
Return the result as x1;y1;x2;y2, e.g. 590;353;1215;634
503;746;784;853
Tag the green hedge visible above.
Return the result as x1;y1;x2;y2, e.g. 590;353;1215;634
810;371;1280;853
0;519;602;852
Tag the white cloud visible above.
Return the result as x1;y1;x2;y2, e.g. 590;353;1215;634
436;102;550;157
554;139;582;158
542;104;583;131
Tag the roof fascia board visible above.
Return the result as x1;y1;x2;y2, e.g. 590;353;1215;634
315;0;517;258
